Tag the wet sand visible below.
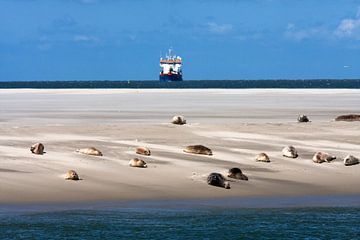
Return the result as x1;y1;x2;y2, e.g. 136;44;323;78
0;89;359;204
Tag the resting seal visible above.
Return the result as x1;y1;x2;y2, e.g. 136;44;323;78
183;145;212;155
255;153;270;162
136;146;151;156
129;158;147;168
343;155;359;166
65;170;80;180
76;147;103;156
335;114;360;122
207;173;230;189
312;152;336;163
298;115;310;123
171;115;186;125
228;168;248;181
282;146;298;158
30;143;44;155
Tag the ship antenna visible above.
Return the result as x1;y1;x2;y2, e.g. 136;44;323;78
169;47;173;59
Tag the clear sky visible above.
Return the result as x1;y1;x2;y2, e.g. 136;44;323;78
0;0;359;81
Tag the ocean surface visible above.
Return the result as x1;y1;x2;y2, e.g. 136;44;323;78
1;207;360;239
0;79;360;88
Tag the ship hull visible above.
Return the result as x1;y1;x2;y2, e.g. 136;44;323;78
159;74;183;82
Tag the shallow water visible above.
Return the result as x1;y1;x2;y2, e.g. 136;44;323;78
1;207;360;239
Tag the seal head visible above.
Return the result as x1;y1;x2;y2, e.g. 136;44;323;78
228;167;248;181
65;170;80;180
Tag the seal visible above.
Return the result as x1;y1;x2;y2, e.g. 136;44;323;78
312;152;336;163
30;143;45;155
171;115;186;125
255;153;270;162
129;158;147;168
282;146;298;158
298;115;310;122
343;155;359;166
207;173;230;189
183;145;212;155
65;170;80;180
335;114;360;122
76;147;103;156
228;168;248;181
136;146;151;156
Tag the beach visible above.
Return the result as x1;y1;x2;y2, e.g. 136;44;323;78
0;89;360;205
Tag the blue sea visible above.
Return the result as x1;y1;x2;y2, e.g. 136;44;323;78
0;79;360;88
1;206;360;239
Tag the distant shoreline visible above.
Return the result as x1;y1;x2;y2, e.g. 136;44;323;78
0;79;360;89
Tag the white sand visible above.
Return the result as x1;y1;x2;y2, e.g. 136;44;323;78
0;89;359;204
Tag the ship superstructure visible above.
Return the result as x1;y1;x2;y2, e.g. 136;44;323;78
159;48;183;81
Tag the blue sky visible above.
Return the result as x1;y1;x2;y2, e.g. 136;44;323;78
0;0;360;81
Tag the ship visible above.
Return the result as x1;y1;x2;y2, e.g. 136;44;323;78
159;48;183;81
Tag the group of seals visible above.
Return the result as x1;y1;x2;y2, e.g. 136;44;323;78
298;114;360;122
28;111;360;187
255;146;357;167
335;114;360;122
184;145;212;155
207;167;249;189
207;173;230;189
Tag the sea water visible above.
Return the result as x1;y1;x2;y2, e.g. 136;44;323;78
1;207;360;239
0;79;360;89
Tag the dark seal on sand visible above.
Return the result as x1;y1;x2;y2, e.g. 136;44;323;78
171;115;186;125
298;115;310;123
207;173;230;189
30;143;45;155
65;170;80;180
335;114;360;122
184;145;212;155
228;168;248;181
